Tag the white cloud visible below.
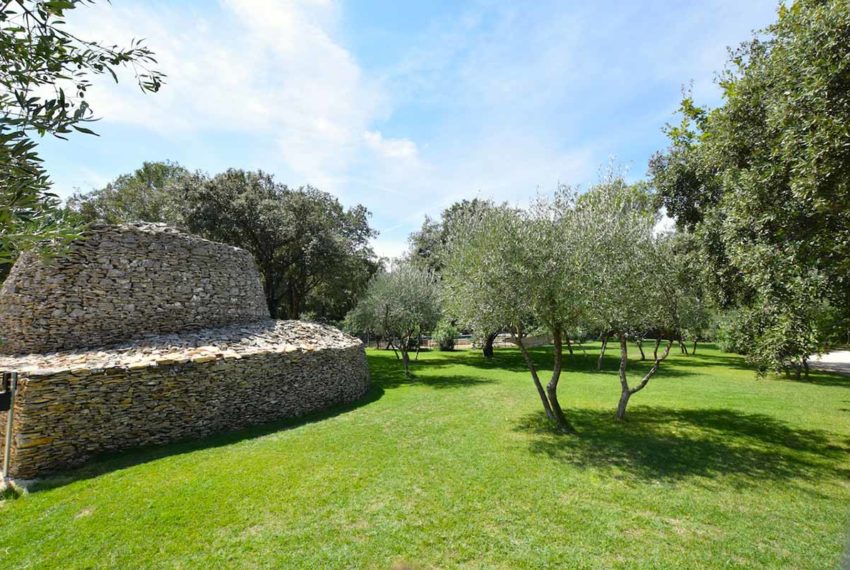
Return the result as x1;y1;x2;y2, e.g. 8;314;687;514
363;131;418;160
64;0;387;192
371;238;409;261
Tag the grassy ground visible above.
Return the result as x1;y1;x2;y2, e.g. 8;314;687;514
1;343;849;569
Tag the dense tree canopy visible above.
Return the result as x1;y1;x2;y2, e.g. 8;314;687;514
407;198;493;275
0;0;162;262
182;170;378;321
650;0;850;374
68;161;188;226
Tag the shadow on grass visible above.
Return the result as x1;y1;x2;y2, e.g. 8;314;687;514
515;406;850;484
775;370;850;389
24;384;386;494
413;345;714;381
413;344;850;388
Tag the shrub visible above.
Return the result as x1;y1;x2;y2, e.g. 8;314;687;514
433;320;459;351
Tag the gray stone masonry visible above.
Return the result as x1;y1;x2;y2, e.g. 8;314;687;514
0;224;370;478
0;222;269;354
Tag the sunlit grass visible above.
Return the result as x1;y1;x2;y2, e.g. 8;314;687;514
1;343;848;568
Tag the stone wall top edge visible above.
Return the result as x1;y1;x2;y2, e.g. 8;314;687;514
81;222;252;255
0;319;363;374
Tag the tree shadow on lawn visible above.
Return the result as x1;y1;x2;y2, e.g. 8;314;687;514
515;406;850;485
417;346;708;381
24;384;386;494
431;345;850;388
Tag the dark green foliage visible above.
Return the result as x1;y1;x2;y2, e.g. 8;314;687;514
715;309;755;355
650;0;850;373
68;161;189;225
407;198;493;274
182;169;379;320
0;0;163;262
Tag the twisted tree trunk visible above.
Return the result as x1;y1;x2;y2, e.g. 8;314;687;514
597;334;609;370
482;332;498;358
546;329;574;432
515;335;555;422
616;334;674;420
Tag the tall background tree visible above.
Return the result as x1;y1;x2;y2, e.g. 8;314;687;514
67;160;188;225
650;0;850;375
1;0;163;266
407;198;500;355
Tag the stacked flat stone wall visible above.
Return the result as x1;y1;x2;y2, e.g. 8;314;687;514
0;330;369;479
0;223;269;354
0;223;371;479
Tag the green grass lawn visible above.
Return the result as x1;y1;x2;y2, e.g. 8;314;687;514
2;343;849;568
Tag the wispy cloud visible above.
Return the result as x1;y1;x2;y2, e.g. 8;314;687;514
48;0;779;259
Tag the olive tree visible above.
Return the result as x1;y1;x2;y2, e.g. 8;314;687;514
345;263;440;376
408;198;502;357
578;180;677;419
443;190;586;432
1;0;163;262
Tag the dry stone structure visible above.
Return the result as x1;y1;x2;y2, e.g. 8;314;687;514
0;224;370;479
0;223;269;354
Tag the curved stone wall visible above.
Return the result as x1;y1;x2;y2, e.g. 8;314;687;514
0;223;269;354
0;320;370;478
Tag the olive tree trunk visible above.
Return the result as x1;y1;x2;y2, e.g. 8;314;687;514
597;334;609;370
401;347;411;377
515;335;555;422
515;329;573;433
615;334;674;420
482;332;498;358
546;329;574;432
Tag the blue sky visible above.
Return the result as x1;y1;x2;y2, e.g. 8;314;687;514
40;0;780;258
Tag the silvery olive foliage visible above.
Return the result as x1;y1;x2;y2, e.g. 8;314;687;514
442;205;534;342
444;176;692;422
1;0;163;264
345;262;441;376
443;187;591;431
576;178;680;418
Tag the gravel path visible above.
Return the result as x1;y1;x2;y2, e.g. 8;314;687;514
809;350;850;376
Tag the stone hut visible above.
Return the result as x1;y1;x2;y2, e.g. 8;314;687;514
0;223;370;479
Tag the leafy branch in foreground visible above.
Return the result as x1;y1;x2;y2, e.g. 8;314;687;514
0;0;164;263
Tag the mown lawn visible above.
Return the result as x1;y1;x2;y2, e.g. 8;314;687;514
1;343;849;568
